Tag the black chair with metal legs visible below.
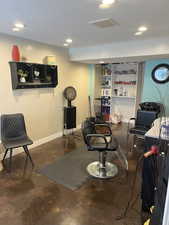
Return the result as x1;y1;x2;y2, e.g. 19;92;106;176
81;118;119;179
1;113;34;172
127;109;158;151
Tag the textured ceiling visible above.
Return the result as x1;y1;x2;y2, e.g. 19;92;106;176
0;0;169;47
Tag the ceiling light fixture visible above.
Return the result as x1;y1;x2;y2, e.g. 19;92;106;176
12;27;20;32
135;31;142;36
66;38;72;43
99;61;105;64
138;26;147;32
99;0;115;8
99;3;111;9
64;43;69;47
14;22;25;29
102;0;115;4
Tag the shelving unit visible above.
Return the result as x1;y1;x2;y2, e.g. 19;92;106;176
100;62;139;122
100;64;112;121
9;61;58;89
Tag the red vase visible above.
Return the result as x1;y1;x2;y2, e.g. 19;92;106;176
12;45;20;61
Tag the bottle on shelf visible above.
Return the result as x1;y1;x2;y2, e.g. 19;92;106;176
123;88;127;96
118;86;123;96
114;89;118;96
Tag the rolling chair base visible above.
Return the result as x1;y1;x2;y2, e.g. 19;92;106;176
87;161;118;179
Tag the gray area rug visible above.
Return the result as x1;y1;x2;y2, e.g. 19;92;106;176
38;147;114;190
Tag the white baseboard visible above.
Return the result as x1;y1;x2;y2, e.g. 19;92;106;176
30;131;63;150
0;124;81;161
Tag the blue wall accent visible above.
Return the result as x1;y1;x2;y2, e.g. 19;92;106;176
142;59;169;115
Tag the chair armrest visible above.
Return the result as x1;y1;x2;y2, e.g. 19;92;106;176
86;134;108;150
94;123;112;135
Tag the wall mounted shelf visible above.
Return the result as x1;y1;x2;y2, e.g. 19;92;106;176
9;61;58;89
112;96;136;99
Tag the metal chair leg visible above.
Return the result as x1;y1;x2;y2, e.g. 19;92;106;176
130;135;136;152
126;123;130;145
23;146;34;168
2;149;9;169
9;149;13;172
99;151;106;168
2;149;8;163
2;149;13;172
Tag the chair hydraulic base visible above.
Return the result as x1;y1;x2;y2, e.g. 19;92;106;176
87;161;118;179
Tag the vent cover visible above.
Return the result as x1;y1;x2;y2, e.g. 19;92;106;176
89;18;118;28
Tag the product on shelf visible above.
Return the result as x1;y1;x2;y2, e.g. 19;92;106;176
118;87;123;96
123;88;127;96
101;89;111;96
114;80;136;85
102;64;112;75
114;69;136;75
114;89;118;96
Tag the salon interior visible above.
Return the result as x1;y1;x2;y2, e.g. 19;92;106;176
0;1;169;225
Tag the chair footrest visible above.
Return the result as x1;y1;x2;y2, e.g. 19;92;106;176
86;161;118;179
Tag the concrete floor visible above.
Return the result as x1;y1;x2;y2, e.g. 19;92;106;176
0;123;144;225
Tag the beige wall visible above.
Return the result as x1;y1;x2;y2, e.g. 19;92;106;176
0;34;89;141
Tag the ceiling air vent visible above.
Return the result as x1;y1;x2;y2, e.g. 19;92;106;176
89;18;118;28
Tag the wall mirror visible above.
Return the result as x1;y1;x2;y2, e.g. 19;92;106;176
152;64;169;84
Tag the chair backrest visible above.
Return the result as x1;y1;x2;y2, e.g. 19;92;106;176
139;102;161;114
81;118;95;145
135;110;157;129
1;113;27;141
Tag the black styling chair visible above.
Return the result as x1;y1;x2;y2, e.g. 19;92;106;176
127;109;159;151
1;113;34;172
82;118;120;179
139;102;161;114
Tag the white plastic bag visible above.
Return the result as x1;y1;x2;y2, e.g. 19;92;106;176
110;113;122;124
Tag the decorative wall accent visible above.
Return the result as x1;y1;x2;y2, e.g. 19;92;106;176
12;45;20;61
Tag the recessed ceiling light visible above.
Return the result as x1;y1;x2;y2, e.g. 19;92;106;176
12;27;20;32
138;26;147;32
64;43;69;47
66;38;72;43
99;61;105;64
102;0;115;4
14;22;25;29
99;0;115;8
99;3;111;9
135;31;142;36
